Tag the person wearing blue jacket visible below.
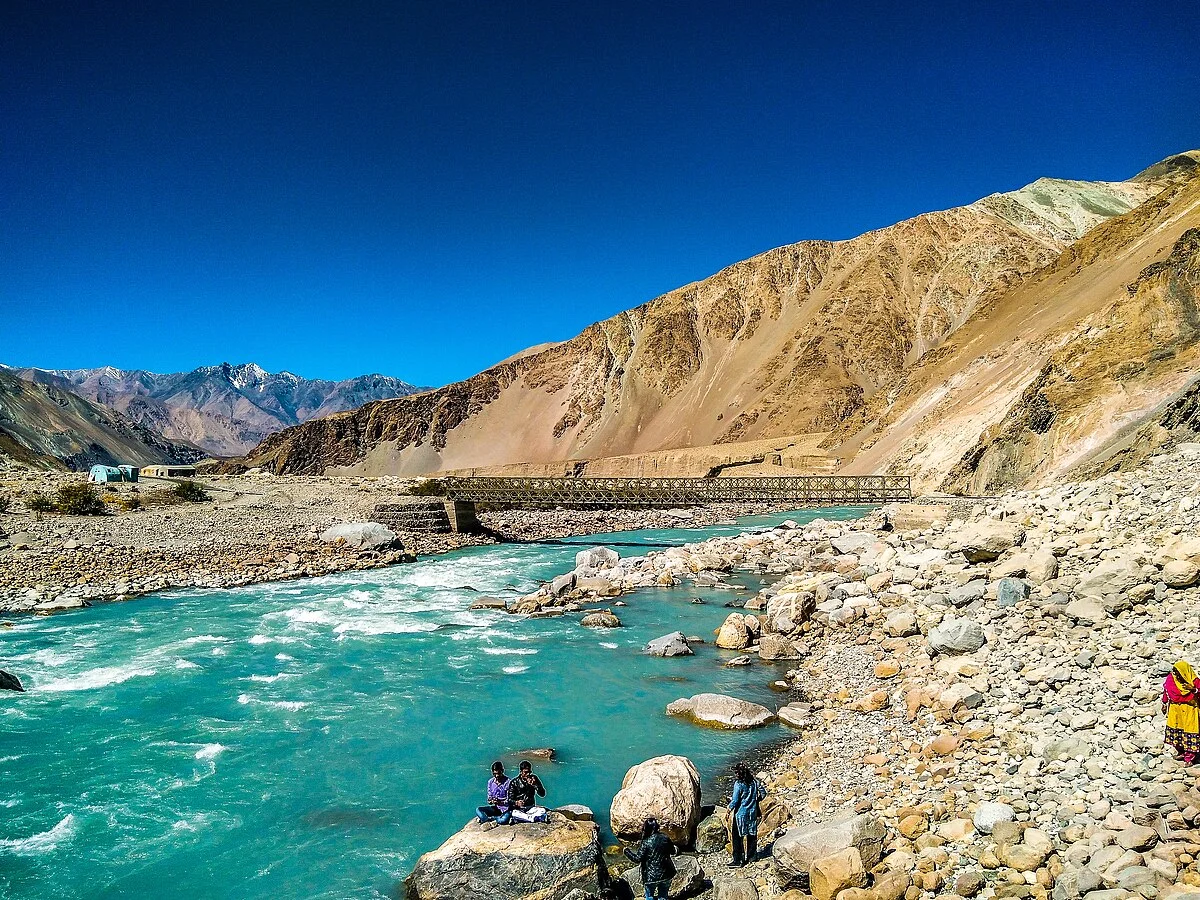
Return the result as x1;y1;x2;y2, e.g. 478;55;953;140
728;762;765;866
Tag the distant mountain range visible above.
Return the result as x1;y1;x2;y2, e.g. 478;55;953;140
2;362;423;463
0;367;204;471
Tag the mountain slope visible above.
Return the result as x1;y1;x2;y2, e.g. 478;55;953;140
12;362;423;458
237;152;1199;483
0;368;204;470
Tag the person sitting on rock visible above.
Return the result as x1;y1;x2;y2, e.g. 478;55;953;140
728;762;766;866
624;817;676;900
1163;659;1200;764
507;760;548;823
475;761;513;825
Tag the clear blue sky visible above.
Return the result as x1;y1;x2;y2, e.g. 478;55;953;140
2;1;1197;386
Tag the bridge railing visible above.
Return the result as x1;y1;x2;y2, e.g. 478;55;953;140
440;475;911;508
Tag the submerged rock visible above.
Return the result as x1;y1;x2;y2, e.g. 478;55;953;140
404;813;607;900
666;693;775;729
610;755;701;846
0;669;23;692
580;611;621;628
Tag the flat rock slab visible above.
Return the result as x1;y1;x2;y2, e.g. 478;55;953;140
667;693;776;729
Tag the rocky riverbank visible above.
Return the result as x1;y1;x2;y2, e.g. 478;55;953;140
474;442;1200;900
0;471;819;616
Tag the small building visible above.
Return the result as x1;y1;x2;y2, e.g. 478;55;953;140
118;465;139;482
140;464;197;479
88;465;124;483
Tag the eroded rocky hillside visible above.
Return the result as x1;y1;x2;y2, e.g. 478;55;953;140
237;152;1200;486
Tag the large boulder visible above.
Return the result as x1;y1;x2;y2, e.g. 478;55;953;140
927;617;986;655
623;854;705;899
575;547;619;570
0;670;24;692
810;848;866;900
766;592;815;631
1076;555;1146;598
666;693;775;729
715;613;750;650
956;521;1025;563
773;812;886;888
320;522;397;550
404;813;608;900
758;633;800;661
610;756;702;846
645;632;693;657
580;611;622;628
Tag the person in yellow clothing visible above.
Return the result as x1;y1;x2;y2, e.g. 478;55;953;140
1163;660;1200;764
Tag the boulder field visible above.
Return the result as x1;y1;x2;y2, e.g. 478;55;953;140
453;442;1200;900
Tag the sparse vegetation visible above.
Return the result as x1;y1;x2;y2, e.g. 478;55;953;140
173;480;209;502
122;495;142;511
25;492;54;520
408;478;446;497
55;483;107;516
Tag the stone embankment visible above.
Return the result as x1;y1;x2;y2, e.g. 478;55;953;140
484;442;1200;900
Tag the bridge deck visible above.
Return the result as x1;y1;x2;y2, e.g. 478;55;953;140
441;475;911;508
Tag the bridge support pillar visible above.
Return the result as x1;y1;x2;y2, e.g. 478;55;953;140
443;500;481;533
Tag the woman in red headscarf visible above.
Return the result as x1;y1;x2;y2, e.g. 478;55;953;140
1163;660;1200;764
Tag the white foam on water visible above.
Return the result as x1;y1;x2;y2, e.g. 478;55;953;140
181;635;228;645
275;653;295;661
333;619;439;637
600;642;619;649
248;673;298;683
211;647;227;656
481;647;537;656
502;665;529;674
40;665;155;693
0;814;76;855
284;609;334;625
194;743;227;761
30;649;75;667
248;635;272;645
175;660;200;670
237;694;307;712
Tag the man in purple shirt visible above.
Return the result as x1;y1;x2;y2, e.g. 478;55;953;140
475;761;513;825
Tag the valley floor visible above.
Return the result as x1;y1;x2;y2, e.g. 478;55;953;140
0;468;804;616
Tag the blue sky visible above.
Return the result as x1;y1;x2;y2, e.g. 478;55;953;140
2;1;1197;386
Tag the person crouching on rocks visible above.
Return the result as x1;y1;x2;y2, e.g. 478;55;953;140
1163;660;1200;765
624;817;676;900
475;761;513;825
728;762;766;866
508;760;548;823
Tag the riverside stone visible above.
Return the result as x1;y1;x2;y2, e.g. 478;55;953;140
610;756;701;846
623;855;705;899
403;814;607;900
666;693;775;729
957;522;1025;562
319;522;397;550
928;617;986;654
716;613;751;650
810;848;867;900
645;632;693;657
974;801;1015;834
580;611;621;628
773;812;886;888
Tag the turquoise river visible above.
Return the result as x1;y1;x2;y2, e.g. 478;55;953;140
1;507;867;899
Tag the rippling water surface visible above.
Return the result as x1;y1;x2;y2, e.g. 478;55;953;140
1;508;867;899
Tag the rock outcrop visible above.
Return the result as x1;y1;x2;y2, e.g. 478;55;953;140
610;756;702;846
319;522;398;550
0;669;24;692
404;814;607;900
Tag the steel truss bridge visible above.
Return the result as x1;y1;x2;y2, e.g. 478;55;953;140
440;475;911;509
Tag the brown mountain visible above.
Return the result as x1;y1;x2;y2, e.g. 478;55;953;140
0;368;204;470
236;151;1200;492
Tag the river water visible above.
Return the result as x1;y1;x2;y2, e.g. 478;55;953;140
1;507;867;899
